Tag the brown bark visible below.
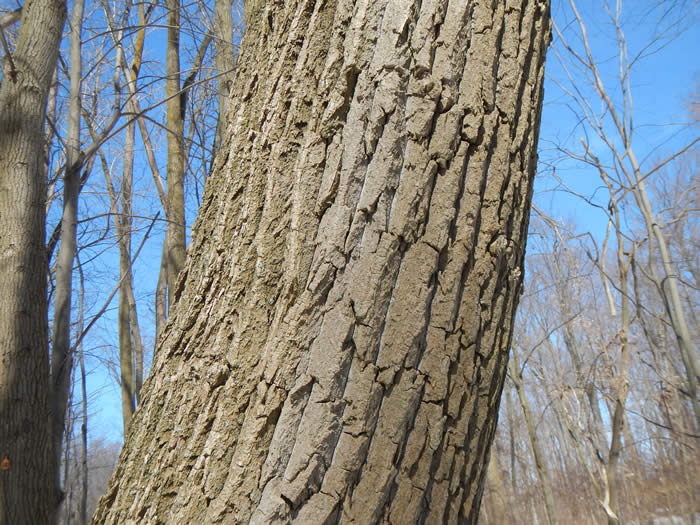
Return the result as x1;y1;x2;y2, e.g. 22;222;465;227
93;0;551;523
117;7;148;431
0;0;66;522
213;0;237;155
165;0;186;312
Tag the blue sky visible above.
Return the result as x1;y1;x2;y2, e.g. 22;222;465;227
535;0;699;235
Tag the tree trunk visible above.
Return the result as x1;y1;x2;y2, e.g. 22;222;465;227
117;233;136;431
93;1;551;523
116;10;148;431
509;348;558;525
484;450;507;524
155;242;168;340
213;0;237;157
77;262;89;525
50;0;84;501
165;0;186;312
0;0;66;522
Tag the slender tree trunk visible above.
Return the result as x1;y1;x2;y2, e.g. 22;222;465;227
506;382;518;495
213;0;237;156
165;0;186;312
510;348;558;525
117;201;135;430
604;232;631;525
591;167;632;525
155;242;168;340
117;123;135;430
45;67;59;202
77;260;89;525
93;1;551;523
0;0;66;522
129;291;145;404
50;0;85;502
62;399;74;523
117;10;148;430
485;450;507;524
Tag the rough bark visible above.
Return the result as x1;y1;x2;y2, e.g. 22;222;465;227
93;0;551;523
0;0;66;522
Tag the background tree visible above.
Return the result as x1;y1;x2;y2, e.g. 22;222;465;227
1;0;243;520
0;0;66;521
164;0;187;314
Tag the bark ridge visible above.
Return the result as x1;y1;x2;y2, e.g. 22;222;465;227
93;0;551;523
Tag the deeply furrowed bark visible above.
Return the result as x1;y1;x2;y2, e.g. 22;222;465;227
93;0;551;523
0;0;66;522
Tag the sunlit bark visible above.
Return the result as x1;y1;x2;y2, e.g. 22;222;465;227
93;1;551;522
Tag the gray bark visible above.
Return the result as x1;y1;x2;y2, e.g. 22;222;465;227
0;0;66;522
50;0;84;502
484;451;507;524
509;348;558;525
93;0;551;523
78;263;89;525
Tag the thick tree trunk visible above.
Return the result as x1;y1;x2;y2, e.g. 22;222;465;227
93;1;551;523
0;0;66;522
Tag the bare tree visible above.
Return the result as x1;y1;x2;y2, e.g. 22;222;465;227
0;0;66;521
550;0;700;427
50;0;86;496
165;0;187;313
509;345;558;525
